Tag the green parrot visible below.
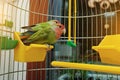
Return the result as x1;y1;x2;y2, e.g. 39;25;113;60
20;20;66;45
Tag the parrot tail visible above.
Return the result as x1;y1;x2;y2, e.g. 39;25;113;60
20;31;34;40
20;36;29;40
22;39;31;45
21;25;36;31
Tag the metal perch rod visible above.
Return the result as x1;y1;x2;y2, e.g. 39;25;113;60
51;61;120;75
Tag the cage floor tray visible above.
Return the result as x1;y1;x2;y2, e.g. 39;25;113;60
14;32;53;62
0;36;18;50
92;34;120;65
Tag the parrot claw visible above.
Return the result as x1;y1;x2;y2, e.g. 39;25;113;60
45;44;52;51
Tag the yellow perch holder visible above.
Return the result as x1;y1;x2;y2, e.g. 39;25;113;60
51;61;120;75
14;32;53;62
92;34;120;65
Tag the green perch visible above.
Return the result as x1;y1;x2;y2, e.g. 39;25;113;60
67;40;76;47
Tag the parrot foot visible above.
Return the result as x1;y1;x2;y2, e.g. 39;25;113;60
45;44;53;51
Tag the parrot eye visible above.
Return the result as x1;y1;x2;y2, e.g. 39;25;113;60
59;25;62;28
55;21;58;23
54;20;59;23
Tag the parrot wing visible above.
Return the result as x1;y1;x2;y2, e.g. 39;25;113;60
23;27;56;44
31;23;50;31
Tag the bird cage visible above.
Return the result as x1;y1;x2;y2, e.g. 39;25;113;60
1;0;120;80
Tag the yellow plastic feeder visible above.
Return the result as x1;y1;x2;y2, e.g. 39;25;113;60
14;32;53;62
92;34;120;65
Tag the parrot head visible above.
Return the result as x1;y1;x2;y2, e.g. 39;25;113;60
50;20;66;39
56;22;66;35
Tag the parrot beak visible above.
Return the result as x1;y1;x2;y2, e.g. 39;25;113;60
63;28;66;35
